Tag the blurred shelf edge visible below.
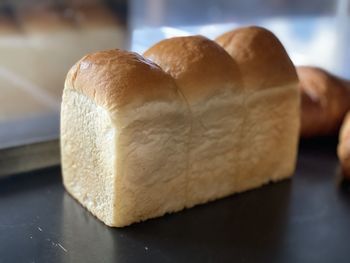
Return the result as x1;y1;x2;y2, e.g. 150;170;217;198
0;139;60;178
0;113;60;177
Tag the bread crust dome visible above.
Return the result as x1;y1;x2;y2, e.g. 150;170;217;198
144;35;242;103
64;49;182;112
215;26;298;89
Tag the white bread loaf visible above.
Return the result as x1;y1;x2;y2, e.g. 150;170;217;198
61;49;190;227
61;28;300;227
215;26;300;190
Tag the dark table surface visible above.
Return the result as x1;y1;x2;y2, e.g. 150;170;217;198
1;139;350;263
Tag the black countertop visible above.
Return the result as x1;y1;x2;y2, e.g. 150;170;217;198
1;139;350;263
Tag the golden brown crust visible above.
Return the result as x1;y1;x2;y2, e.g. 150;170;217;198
143;35;242;103
65;49;181;110
297;66;350;138
215;26;297;89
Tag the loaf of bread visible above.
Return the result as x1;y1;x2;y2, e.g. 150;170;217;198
215;26;300;189
61;28;300;227
297;66;350;138
61;50;190;227
338;112;350;178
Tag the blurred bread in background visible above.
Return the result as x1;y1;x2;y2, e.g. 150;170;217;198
297;66;350;138
0;10;57;120
0;14;18;34
0;1;127;120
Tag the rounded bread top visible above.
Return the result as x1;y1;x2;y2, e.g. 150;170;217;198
215;26;297;89
65;49;182;111
144;35;241;103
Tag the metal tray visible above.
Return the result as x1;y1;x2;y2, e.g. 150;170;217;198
1;139;350;263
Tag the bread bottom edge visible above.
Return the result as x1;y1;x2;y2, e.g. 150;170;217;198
63;173;293;228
